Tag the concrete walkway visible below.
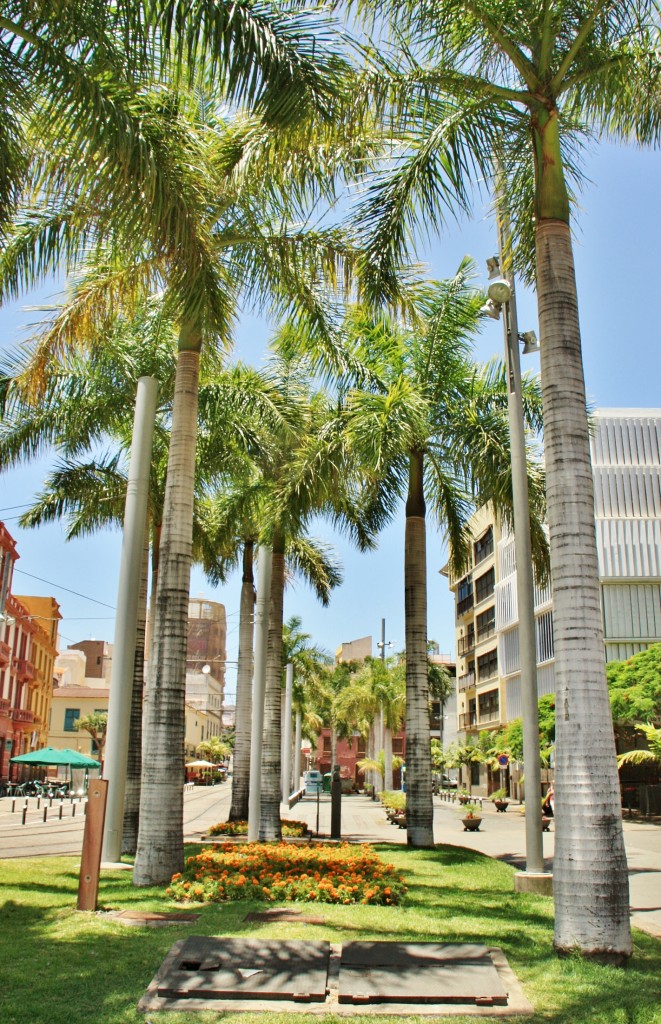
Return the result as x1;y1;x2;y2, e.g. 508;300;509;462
2;784;659;940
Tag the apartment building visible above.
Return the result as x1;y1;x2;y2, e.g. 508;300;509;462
446;409;661;738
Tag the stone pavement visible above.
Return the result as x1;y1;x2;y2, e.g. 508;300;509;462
1;783;659;939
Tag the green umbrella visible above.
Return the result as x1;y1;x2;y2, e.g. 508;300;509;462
9;747;100;793
9;747;100;768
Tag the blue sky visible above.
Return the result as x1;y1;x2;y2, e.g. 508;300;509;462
1;139;659;699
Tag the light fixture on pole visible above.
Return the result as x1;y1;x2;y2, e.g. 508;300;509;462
519;331;540;355
486;255;512;304
480;297;503;320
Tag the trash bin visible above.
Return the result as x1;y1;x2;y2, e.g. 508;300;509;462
323;772;332;793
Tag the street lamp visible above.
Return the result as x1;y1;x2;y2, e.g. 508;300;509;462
482;224;545;880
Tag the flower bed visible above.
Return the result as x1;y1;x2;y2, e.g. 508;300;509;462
166;842;408;905
207;819;308;838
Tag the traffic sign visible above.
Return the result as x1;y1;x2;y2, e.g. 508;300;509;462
497;754;509;767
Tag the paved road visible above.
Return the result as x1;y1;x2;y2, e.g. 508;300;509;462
1;784;659;939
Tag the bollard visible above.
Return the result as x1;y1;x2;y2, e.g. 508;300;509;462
59;802;63;820
11;798;16;813
72;803;76;817
43;806;48;823
37;796;41;810
22;803;28;825
330;764;342;840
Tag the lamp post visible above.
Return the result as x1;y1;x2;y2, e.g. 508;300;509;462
485;198;544;879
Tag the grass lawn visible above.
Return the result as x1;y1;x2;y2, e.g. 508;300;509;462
1;843;660;1024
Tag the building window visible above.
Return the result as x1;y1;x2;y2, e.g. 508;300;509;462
477;647;498;681
64;708;80;732
474;527;494;565
457;575;474;615
476;605;496;640
471;762;481;786
478;688;500;722
475;567;495;604
323;734;331;752
392;737;404;755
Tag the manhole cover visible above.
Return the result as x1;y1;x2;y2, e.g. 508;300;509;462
157;937;329;1002
338;942;508;1006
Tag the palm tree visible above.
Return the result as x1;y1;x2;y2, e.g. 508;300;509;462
339;265;545;845
617;726;661;774
255;358;376;841
348;0;656;958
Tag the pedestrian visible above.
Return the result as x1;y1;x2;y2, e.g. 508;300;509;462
542;783;554;817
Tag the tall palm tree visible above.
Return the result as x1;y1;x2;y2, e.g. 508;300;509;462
346;0;658;958
3;87;371;882
339;265;546;845
254;357;378;840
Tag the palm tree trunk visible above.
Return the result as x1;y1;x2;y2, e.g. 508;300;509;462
260;527;285;841
384;727;393;791
147;522;161;663
229;540;255;821
536;217;631;960
405;450;433;846
133;335;200;885
121;527;149;855
330;727;338;770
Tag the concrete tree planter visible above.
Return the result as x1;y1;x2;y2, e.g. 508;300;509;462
493;800;509;813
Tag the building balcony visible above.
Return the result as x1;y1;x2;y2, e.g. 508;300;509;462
458;712;477;731
478;710;501;725
457;594;474;618
15;659;37;683
0;697;11;716
458;633;475;657
0;641;11;667
11;708;35;725
457;672;476;693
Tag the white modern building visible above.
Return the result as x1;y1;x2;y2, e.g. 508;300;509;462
449;409;661;734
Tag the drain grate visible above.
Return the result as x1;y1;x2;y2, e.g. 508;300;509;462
338;942;508;1006
156;937;330;1002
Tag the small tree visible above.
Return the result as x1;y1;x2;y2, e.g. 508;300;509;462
74;713;108;765
447;741;484;795
197;738;231;765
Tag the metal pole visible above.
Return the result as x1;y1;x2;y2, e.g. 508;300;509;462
380;618;386;660
294;710;302;795
281;663;294;803
495;189;544;874
248;546;272;841
102;376;158;863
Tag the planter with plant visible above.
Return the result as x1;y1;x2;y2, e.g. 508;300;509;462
490;787;509;812
457;790;472;805
459;803;482;831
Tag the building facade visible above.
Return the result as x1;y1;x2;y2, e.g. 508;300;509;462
16;595;61;750
0;523;61;778
447;409;661;741
185;598;226;738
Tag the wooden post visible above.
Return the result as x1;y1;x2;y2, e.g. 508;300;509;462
77;778;108;912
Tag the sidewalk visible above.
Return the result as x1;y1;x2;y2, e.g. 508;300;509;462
285;790;661;940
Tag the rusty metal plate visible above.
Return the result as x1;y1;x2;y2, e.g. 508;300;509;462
338;942;508;1005
157;937;329;1002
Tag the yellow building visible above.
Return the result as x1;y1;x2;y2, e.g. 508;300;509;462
444;505;506;742
185;702;212;760
49;685;108;758
16;595;61;750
